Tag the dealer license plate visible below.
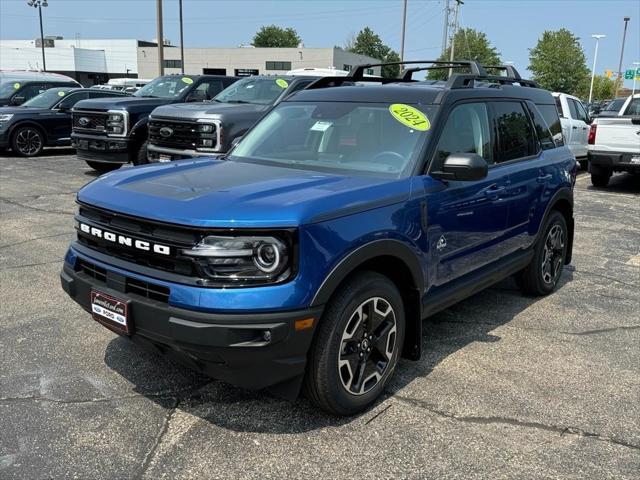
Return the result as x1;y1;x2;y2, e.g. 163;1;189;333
630;156;640;165
90;290;130;334
158;154;172;162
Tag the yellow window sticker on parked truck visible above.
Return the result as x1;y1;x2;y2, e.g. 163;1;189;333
58;91;66;97
389;104;430;131
181;77;193;84
276;79;288;89
13;82;20;89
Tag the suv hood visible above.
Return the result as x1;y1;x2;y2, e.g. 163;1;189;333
151;101;269;121
74;96;172;112
77;158;410;228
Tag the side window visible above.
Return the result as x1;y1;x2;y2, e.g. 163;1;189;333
623;97;640;116
567;98;578;119
288;80;313;94
537;104;564;146
555;96;564;117
492;101;536;163
192;80;224;101
526;102;556;150
58;92;89;109
432;102;493;171
573;99;589;123
18;83;47;101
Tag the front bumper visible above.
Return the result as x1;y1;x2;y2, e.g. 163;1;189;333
72;132;130;164
588;150;640;172
147;143;222;161
60;255;323;392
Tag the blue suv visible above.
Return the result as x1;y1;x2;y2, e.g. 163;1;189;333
60;61;576;415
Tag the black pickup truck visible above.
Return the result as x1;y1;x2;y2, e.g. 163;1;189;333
71;74;238;173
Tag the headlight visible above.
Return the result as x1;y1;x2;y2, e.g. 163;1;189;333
108;113;123;122
182;235;292;285
0;114;14;122
198;123;215;133
107;110;127;136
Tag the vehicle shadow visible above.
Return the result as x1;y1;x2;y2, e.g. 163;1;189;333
104;269;574;433
586;172;640;194
0;147;76;158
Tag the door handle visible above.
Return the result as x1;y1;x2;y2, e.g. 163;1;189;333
485;186;506;199
537;174;552;183
572;126;578;130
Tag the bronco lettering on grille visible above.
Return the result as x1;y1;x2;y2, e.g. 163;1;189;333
79;223;171;255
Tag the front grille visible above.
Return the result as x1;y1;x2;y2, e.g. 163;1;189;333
76;258;170;303
73;111;107;133
148;118;217;150
76;204;200;278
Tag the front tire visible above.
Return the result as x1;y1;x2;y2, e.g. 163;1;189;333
516;211;568;296
134;141;149;165
304;272;405;416
11;126;44;157
85;161;122;174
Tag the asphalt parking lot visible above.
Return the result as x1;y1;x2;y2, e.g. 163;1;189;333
1;149;639;479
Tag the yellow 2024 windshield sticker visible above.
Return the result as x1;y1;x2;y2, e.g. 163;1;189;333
13;82;20;89
57;91;66;97
181;77;193;84
389;104;430;131
276;79;288;89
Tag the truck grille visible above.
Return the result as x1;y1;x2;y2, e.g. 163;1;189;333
148;118;217;150
72;111;108;133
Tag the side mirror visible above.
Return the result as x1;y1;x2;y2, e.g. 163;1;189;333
432;153;488;181
57;104;70;113
10;96;25;106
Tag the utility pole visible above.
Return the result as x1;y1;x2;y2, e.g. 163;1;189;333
615;16;630;97
441;0;450;56
156;0;165;76
179;0;185;74
448;0;462;77
400;0;408;62
27;1;48;72
588;34;605;105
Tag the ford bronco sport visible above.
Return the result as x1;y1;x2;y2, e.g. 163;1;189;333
60;61;575;415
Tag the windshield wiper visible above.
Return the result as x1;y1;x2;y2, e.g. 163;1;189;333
225;100;252;104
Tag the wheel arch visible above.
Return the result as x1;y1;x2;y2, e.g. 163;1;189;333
9;121;49;145
310;239;424;360
539;188;574;265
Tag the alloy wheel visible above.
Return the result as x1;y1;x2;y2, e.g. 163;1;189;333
338;297;397;396
15;128;42;156
541;224;565;285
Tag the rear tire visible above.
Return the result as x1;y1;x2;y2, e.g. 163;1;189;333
85;161;122;174
304;271;405;416
11;125;44;157
590;172;611;187
516;211;568;296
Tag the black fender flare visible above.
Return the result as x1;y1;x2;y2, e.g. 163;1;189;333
537;187;574;264
129;116;149;143
310;239;424;307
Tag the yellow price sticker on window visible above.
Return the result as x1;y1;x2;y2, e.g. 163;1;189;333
181;77;193;84
13;82;20;89
58;91;66;97
276;79;288;89
389;104;430;131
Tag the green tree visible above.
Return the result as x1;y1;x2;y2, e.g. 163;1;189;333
528;28;589;95
578;74;615;101
347;27;401;78
427;28;501;80
252;25;301;48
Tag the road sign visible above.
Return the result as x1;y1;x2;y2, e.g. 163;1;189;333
625;69;634;80
636;67;640;75
605;70;613;78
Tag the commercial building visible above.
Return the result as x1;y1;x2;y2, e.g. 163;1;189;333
1;37;381;85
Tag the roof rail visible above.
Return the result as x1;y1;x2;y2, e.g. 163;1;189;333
350;59;486;80
483;64;522;79
445;73;539;89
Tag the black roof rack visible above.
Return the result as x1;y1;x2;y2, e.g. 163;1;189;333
305;59;539;92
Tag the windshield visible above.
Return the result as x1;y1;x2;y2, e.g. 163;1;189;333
214;77;289;105
604;98;625;112
0;81;22;100
22;87;74;108
229;102;434;177
133;75;193;99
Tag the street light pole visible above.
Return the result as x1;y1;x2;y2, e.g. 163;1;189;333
27;0;48;72
588;34;605;105
399;0;407;62
156;0;164;76
615;16;630;97
178;0;184;74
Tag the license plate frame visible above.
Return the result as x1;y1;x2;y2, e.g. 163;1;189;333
90;290;131;335
158;154;172;163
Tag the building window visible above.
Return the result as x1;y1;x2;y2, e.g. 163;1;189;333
163;59;183;69
343;64;353;72
265;61;292;71
366;68;374;75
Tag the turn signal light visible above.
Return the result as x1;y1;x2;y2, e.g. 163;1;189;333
588;124;597;145
295;318;315;331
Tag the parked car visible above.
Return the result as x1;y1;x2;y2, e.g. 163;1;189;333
146;75;320;162
0;87;129;156
0;71;80;107
587;93;640;186
596;98;626;117
60;61;575;415
553;92;590;169
71;74;239;173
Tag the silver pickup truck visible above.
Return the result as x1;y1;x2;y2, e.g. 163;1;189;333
588;93;640;187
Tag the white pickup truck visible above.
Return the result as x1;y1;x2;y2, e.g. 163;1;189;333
587;93;640;187
553;92;591;169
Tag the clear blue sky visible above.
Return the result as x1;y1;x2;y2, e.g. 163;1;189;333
1;0;639;86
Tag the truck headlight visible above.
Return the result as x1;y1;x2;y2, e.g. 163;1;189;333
107;110;127;136
0;114;14;122
198;123;215;133
182;235;292;285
